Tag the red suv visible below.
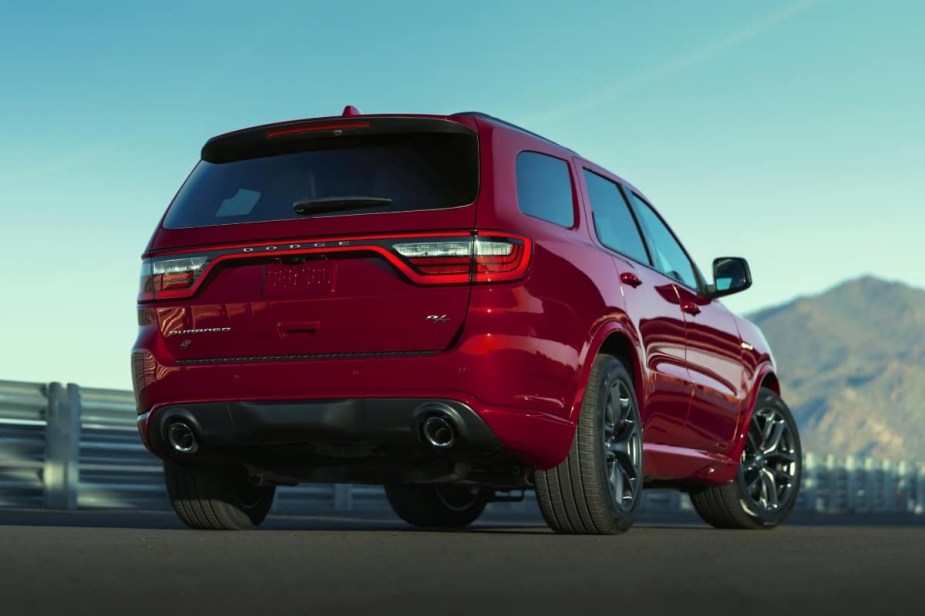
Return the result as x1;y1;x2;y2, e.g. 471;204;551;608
132;107;801;533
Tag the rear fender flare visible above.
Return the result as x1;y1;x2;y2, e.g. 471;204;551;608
565;318;645;428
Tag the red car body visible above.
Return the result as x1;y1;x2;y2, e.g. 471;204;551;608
132;109;792;531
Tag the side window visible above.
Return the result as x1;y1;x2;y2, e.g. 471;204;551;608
582;170;651;265
515;152;575;227
628;193;700;289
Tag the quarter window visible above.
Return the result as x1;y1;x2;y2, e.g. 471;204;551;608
628;193;700;289
515;152;575;227
582;170;650;265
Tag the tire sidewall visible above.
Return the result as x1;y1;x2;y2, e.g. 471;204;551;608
385;483;487;528
590;356;643;528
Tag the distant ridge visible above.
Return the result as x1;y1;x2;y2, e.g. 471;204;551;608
749;276;925;461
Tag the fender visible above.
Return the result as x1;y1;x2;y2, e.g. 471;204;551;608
537;316;640;468
565;314;645;428
727;361;779;470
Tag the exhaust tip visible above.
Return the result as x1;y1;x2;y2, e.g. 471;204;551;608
166;421;199;454
422;415;456;449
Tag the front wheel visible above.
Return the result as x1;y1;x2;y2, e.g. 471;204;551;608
164;461;276;530
690;388;802;529
385;484;489;528
535;354;644;534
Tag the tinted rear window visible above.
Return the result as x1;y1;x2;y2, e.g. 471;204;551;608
163;133;478;229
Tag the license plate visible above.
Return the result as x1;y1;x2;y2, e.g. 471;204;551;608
265;261;335;298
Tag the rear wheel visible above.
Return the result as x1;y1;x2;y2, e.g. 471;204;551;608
690;388;801;529
164;461;276;530
535;354;643;534
385;484;488;528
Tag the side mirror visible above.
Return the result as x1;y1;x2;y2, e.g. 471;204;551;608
706;257;752;299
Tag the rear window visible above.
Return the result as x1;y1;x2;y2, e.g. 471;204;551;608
163;132;478;229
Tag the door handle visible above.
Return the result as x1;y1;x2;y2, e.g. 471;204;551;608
619;272;643;288
681;302;701;316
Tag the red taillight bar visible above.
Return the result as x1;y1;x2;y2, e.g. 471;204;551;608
138;232;532;302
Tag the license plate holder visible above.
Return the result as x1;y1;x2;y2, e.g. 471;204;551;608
264;261;335;298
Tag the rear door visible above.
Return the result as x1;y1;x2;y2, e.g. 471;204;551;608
580;168;693;447
140;117;503;364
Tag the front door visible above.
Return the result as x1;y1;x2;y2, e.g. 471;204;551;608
675;286;746;455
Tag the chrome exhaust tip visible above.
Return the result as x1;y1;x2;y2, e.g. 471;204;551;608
166;421;199;454
422;416;456;449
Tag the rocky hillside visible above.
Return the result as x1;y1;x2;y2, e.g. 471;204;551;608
749;276;925;461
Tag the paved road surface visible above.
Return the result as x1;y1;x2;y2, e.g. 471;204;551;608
1;509;922;616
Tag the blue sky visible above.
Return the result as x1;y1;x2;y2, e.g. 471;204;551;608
1;0;922;389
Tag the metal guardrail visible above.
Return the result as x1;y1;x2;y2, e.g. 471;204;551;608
1;379;923;515
0;380;47;508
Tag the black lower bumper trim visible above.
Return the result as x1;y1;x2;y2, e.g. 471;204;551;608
147;398;502;457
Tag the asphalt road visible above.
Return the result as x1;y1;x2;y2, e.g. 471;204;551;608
1;509;923;616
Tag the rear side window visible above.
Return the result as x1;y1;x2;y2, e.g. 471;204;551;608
582;170;650;265
515;152;575;227
163;132;478;229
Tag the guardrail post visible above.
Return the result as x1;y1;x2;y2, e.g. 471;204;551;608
823;454;836;513
844;456;857;513
878;459;890;512
894;461;908;513
912;464;925;515
800;452;816;512
334;484;352;511
42;382;81;509
863;457;875;512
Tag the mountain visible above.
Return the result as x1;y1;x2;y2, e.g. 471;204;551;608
749;276;925;462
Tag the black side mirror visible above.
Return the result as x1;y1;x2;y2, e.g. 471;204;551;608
706;257;752;299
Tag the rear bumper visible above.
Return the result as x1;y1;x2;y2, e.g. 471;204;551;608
131;345;578;469
140;398;502;457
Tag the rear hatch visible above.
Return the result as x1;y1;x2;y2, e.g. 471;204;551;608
140;115;528;363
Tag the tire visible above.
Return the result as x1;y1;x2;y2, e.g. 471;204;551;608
535;354;643;534
164;461;276;530
690;388;802;529
385;484;488;528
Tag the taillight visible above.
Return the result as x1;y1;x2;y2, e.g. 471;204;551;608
135;232;531;301
138;256;209;301
392;234;531;284
393;241;472;277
